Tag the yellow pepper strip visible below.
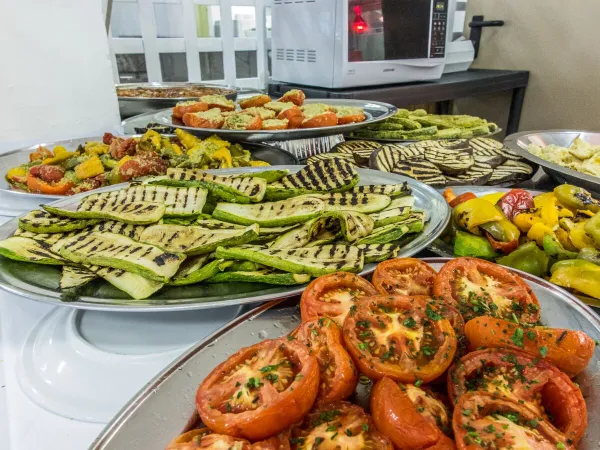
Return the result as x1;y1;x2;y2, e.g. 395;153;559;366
6;167;27;181
75;155;104;179
250;160;270;167
526;223;555;247
175;128;202;149
85;142;109;155
555;227;579;252
556;205;574;218
513;209;543;233
550;261;600;300
117;155;133;168
453;198;505;235
213;148;233;168
569;221;595;250
42;146;79;165
533;192;559;227
479;192;505;205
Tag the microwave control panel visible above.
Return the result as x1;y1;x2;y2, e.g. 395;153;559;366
430;0;448;58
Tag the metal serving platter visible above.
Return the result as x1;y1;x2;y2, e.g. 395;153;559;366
344;127;502;143
89;257;600;450
117;82;240;119
0;137;297;216
136;99;397;142
504;130;600;195
0;166;449;312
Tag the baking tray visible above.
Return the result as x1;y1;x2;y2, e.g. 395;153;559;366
0;137;296;216
89;257;600;450
136;99;397;142
504;130;600;195
117;82;240;119
0;167;450;312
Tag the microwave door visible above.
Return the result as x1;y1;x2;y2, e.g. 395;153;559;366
348;0;431;62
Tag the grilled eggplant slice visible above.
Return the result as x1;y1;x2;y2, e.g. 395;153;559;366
356;244;400;263
87;265;164;299
53;232;186;282
154;169;267;203
83;185;207;218
445;161;494;186
353;148;376;166
45;200;165;225
215;244;364;276
139;224;259;255
0;236;66;265
389;158;446;187
424;148;474;175
19;210;99;234
470;137;521;161
206;270;311;285
265;159;359;200
370;206;412;228
350;182;411;198
302;192;391;213
488;160;534;185
306;153;358;167
170;255;227;286
60;266;98;289
473;154;506;168
213;197;324;227
369;144;423;172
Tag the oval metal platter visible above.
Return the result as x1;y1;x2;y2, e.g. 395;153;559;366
0;137;297;216
504;130;600;195
428;186;545;258
117;82;240;119
344;126;503;143
89;257;600;450
130;99;398;142
0;166;449;312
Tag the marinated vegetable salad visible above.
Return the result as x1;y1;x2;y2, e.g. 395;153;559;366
5;129;268;196
442;184;600;301
166;258;594;450
0;160;427;300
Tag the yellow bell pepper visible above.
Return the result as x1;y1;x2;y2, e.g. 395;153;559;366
569;221;595;250
85;142;109;155
250;160;270;167
526;222;555;247
513;209;543;233
117;155;132;168
479;192;505;205
6;167;27;183
75;155;104;179
550;260;600;300
175;128;202;149
533;192;559;227
42;145;78;165
213;148;232;168
453;198;505;235
555;227;578;252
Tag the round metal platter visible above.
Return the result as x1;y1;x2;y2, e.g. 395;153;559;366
133;99;397;142
89;258;600;450
344;127;503;143
0;166;449;312
504;130;600;194
117;82;240;119
0;137;297;216
428;186;545;258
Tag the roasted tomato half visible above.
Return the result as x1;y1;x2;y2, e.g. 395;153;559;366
453;392;573;450
371;377;453;450
165;427;251;450
371;258;437;296
289;317;358;404
290;401;393;450
433;257;540;324
463;316;595;377
300;272;378;327
448;348;587;445
196;338;319;440
343;295;457;383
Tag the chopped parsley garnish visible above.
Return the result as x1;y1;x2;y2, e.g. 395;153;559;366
414;378;423;387
265;373;279;383
358;342;369;351
426;304;442;321
421;345;435;356
462;409;472;416
539;346;548;358
527;330;536;341
557;443;566;450
357;320;371;328
345;429;353;437
362;423;369;432
510;327;524;347
259;363;280;373
246;377;263;389
403;317;417;328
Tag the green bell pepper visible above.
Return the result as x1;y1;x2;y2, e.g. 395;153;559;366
578;247;600;265
453;231;498;259
497;241;550;277
542;234;578;260
554;184;600;213
479;219;521;242
583;211;600;247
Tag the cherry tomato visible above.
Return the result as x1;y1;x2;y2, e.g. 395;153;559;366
289;318;358;404
165;427;251;449
463;316;595;377
290;401;393;449
433;257;540;324
449;192;477;208
448;348;586;444
371;377;453;450
196;338;319;440
342;295;457;383
371;258;437;296
498;189;534;221
300;272;378;327
29;165;65;183
453;392;573;450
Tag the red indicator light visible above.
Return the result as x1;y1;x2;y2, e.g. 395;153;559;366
352;5;368;34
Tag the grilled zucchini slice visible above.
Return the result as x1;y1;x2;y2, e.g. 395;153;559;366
206;270;311;285
269;219;316;249
350;183;411;198
53;232;186;282
232;169;289;183
265;159;359;200
139;224;259;255
91;221;146;240
356;223;410;245
301;192;391;213
18;210;99;234
87;265;164;299
310;211;374;243
82;185;207;218
195;218;244;230
0;236;66;265
170;255;228;286
215;244;364;276
153;169;267;203
60;266;98;289
370;206;412;228
14;229;78;245
213;197;324;227
356;244;400;263
385;196;415;209
45;200;165;225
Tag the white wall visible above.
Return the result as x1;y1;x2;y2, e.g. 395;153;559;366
0;0;121;150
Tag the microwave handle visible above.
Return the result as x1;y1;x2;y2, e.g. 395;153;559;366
468;15;505;59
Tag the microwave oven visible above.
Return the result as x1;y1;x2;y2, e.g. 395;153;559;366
271;0;449;88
